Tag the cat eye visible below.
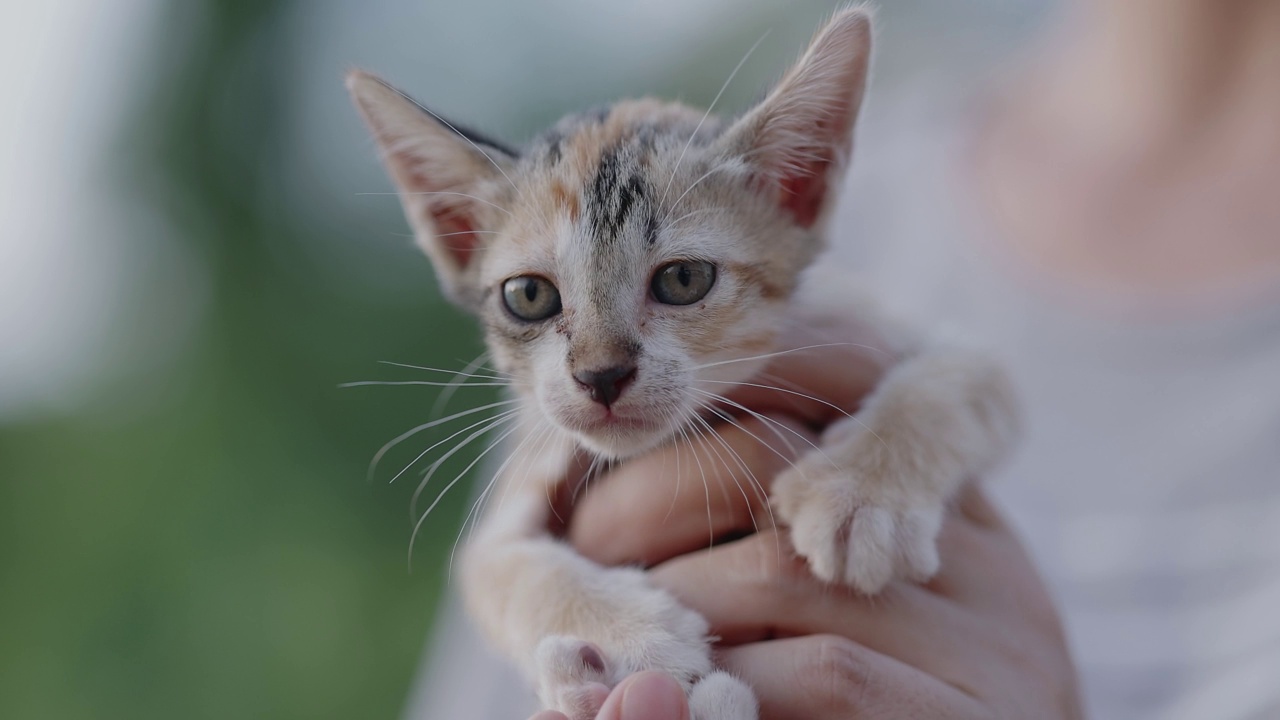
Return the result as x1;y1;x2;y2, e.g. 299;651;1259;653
651;260;716;306
502;275;562;321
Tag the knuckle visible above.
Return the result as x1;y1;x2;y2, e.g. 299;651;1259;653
800;635;874;711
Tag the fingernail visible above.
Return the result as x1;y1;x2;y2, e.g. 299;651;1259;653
620;672;685;720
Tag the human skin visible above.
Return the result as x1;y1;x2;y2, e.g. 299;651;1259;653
523;347;1082;719
973;0;1280;299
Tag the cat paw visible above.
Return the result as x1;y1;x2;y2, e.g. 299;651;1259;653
689;671;758;720
534;636;614;719
774;463;945;594
533;640;757;720
528;565;751;718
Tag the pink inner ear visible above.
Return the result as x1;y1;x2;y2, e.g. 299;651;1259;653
433;209;483;269
771;108;845;228
404;160;485;270
779;164;829;229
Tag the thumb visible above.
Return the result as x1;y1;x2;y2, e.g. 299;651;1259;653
597;672;689;720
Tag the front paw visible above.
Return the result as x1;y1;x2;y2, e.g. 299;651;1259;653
774;462;945;594
534;637;614;719
529;566;745;719
534;637;756;720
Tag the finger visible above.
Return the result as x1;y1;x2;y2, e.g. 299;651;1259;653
925;485;1047;603
929;485;1067;637
570;415;816;566
529;713;569;720
720;635;983;720
651;531;982;678
596;672;689;720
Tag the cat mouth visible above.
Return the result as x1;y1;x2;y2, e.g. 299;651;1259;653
557;404;669;439
560;409;674;459
569;411;654;433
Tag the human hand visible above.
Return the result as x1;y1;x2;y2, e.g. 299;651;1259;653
568;348;1082;719
527;671;689;720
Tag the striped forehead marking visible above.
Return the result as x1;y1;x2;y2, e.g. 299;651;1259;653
588;141;651;246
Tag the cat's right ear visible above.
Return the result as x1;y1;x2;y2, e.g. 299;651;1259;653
714;7;871;232
347;70;517;306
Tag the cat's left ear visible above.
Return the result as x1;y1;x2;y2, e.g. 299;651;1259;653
347;70;517;306
716;7;871;230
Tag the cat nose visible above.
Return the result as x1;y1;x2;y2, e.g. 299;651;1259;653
573;364;637;409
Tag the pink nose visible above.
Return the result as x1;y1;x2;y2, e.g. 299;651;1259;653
573;364;637;408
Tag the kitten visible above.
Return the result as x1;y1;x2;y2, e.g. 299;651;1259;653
348;8;1016;719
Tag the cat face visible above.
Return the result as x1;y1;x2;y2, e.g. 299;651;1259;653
475;102;814;456
349;12;870;458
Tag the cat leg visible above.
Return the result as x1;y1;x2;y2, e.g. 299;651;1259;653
462;474;756;720
772;345;1018;593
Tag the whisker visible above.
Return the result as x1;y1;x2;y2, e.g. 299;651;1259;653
701;396;797;458
432;230;506;238
535;430;569;528
693;342;892;371
408;411;520;516
688;414;740;517
664;206;723;231
578;453;613;507
692;388;836;471
492;423;558;519
340;379;512;388
659;29;771;207
428;352;502;418
689;411;761;535
380;358;509;381
409;420;524;570
400;103;524;200
356;80;523;200
536;429;569;519
692;401;776;519
357;190;513;217
450;422;550;575
411;416;519;512
700;379;850;417
681;418;715;550
663;421;690;525
758;368;869;424
691;401;781;559
756;370;822;410
392;407;520;487
702;378;888;449
665;165;731;222
573;454;602;506
697;398;794;460
368;398;520;482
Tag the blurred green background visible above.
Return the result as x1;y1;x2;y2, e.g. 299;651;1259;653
0;1;1042;718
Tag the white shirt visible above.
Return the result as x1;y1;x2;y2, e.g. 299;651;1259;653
829;89;1280;720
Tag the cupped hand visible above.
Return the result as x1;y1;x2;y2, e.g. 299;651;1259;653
565;345;1082;719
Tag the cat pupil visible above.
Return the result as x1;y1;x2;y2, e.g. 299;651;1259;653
523;281;537;302
677;266;691;286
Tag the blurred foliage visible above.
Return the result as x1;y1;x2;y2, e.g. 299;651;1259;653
0;1;488;718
